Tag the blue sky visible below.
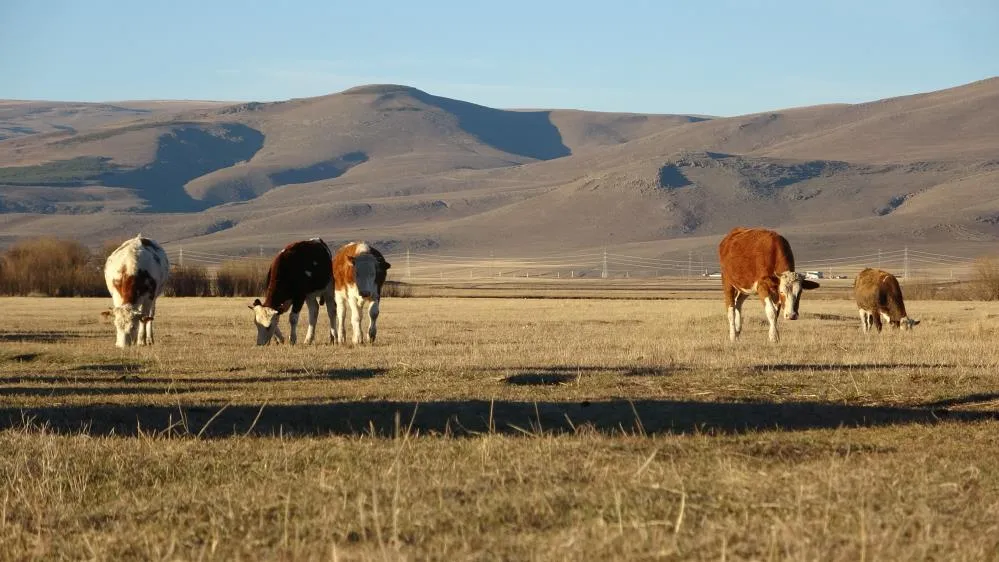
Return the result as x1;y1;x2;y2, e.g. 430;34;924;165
1;0;996;116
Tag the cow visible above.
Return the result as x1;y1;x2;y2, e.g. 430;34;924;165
249;238;336;345
854;268;919;332
333;241;391;345
104;235;170;348
718;227;819;342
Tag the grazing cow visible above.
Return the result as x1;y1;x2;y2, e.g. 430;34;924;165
104;235;170;348
854;268;919;332
333;241;391;345
718;227;819;342
249;238;335;345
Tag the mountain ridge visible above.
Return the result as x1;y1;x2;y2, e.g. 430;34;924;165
1;78;998;264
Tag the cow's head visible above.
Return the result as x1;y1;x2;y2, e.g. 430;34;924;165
111;304;143;348
249;298;281;345
349;253;391;299
778;271;819;320
897;316;920;330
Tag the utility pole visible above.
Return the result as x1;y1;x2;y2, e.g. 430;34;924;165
904;247;909;280
259;245;263;258
406;248;411;280
179;247;183;267
877;248;882;269
601;249;608;279
687;250;692;279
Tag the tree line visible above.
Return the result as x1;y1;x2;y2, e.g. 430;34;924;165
0;237;268;297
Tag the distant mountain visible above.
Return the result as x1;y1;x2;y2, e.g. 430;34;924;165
1;78;997;261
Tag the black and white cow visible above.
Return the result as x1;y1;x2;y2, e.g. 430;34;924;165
248;238;335;345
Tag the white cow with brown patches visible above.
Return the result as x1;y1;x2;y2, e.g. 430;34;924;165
333;242;391;345
104;235;170;348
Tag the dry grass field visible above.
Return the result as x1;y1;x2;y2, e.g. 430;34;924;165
1;295;999;560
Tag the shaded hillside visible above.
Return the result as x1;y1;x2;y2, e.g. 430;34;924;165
1;78;998;261
2;85;707;211
0;99;229;141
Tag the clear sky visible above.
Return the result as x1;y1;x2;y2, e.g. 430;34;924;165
2;0;996;116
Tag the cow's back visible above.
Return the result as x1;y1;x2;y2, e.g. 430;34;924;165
333;242;361;292
854;268;882;310
104;236;170;303
719;228;795;287
264;239;333;306
334;241;389;293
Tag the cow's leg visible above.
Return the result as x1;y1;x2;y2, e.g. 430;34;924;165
136;299;153;345
144;299;157;345
350;298;363;345
732;292;748;340
288;300;305;345
303;296;320;345
859;309;869;332
324;289;337;343
764;296;781;343
273;324;285;344
141;319;154;345
725;284;740;342
873;310;884;333
335;293;347;344
366;299;380;343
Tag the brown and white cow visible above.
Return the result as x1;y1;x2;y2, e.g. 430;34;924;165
333;241;391;345
104;235;170;348
718;227;819;342
854;268;919;332
249;238;336;345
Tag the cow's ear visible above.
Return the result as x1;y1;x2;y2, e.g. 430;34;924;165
252;298;262;307
347;256;357;264
382;261;392;270
802;280;820;290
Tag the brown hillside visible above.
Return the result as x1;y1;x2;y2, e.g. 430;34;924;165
0;78;997;266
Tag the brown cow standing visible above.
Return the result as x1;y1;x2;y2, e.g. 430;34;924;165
854;268;919;332
333;241;391;345
248;238;335;345
718;227;819;342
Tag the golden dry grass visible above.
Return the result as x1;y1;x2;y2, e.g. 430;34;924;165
1;296;999;560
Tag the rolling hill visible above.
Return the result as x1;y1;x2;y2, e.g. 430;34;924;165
1;77;997;266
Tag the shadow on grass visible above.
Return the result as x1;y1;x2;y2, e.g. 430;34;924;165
751;363;954;373
0;331;94;343
921;393;999;408
506;373;576;386
0;385;223;397
73;364;144;373
1;397;994;438
0;369;385;387
501;365;685;385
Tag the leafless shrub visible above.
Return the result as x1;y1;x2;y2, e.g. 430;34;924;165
164;265;212;297
381;281;413;298
215;260;269;297
0;237;106;296
969;258;999;301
